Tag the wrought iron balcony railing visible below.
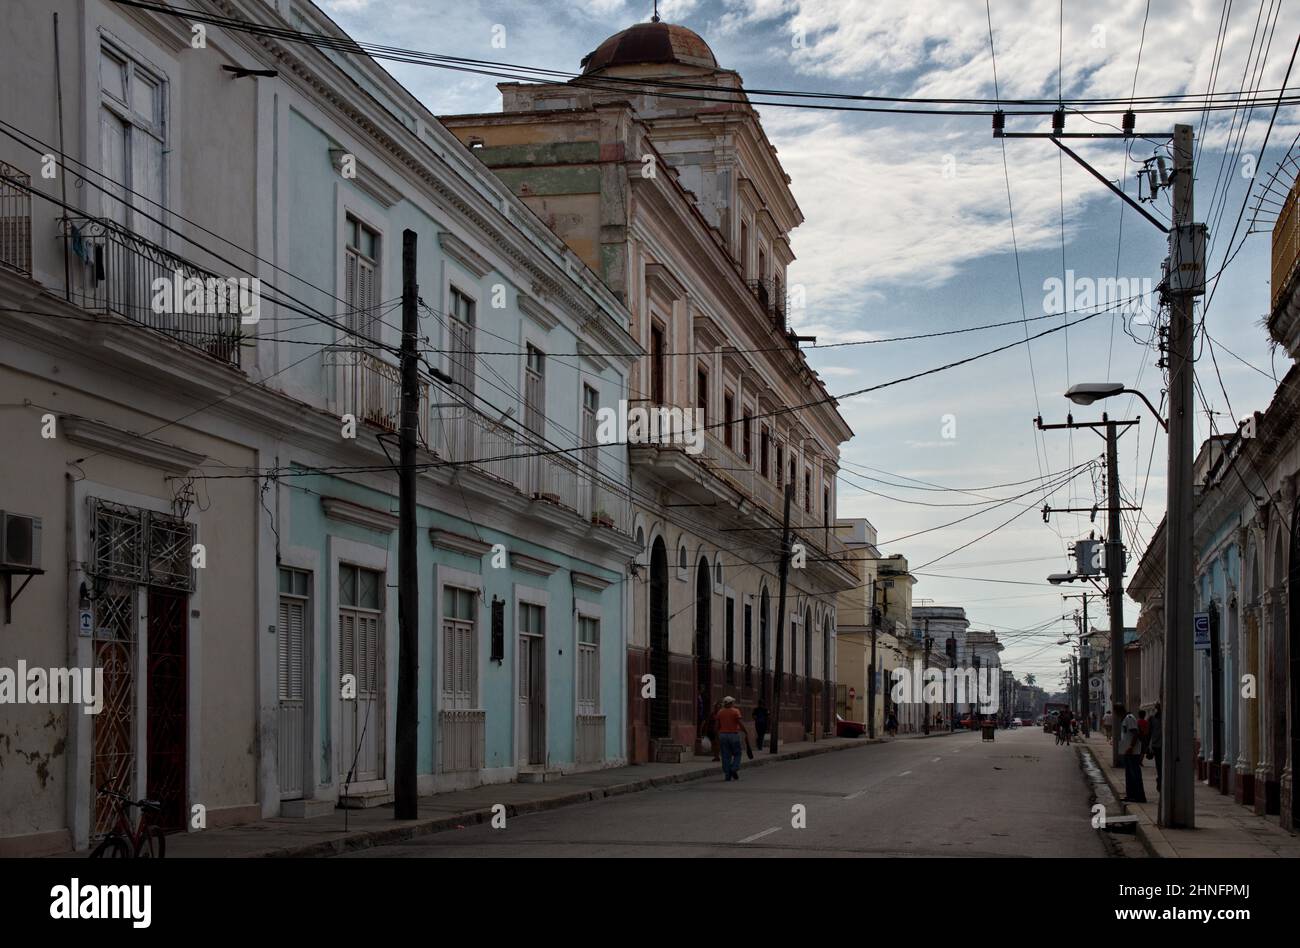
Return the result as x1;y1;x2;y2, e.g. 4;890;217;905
60;216;244;368
0;162;32;276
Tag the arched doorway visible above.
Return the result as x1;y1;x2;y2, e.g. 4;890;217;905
760;587;770;702
803;607;813;733
695;557;712;738
649;537;669;740
1270;533;1286;813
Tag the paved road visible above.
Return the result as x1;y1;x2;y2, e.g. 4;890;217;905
346;726;1108;857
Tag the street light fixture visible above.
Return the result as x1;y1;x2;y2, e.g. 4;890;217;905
1065;382;1168;431
1047;572;1079;585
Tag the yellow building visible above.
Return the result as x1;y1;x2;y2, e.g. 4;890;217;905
835;519;916;735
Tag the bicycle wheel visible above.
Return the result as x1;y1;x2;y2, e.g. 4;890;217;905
91;835;130;858
137;827;167;859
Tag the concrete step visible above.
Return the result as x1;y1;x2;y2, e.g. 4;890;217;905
337;788;394;809
280;798;335;819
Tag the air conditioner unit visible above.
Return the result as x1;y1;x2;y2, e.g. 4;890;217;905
0;511;42;570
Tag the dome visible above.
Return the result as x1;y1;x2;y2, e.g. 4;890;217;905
580;21;718;75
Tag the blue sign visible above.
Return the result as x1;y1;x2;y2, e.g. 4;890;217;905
1194;612;1210;650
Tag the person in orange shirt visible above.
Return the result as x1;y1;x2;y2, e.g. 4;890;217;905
716;696;749;781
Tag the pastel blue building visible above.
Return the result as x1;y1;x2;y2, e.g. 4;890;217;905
247;0;640;808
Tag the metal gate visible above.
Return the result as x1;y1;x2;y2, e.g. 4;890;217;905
277;574;308;800
146;590;187;833
91;582;136;838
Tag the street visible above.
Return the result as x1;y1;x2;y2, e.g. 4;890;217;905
346;728;1106;857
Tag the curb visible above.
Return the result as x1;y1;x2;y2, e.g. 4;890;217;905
1076;743;1162;858
251;736;877;858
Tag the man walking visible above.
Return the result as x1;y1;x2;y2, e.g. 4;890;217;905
1147;703;1163;794
716;696;748;781
1119;704;1147;803
1102;708;1113;740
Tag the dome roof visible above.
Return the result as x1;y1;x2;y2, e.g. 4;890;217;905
580;21;718;75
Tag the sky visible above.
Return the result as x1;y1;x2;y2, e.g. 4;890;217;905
319;0;1299;691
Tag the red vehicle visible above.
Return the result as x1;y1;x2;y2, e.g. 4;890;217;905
1042;702;1070;733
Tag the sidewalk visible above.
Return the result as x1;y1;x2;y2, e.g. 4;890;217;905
1078;733;1300;857
116;732;950;858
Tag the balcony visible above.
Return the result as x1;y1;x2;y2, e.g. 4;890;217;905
746;278;788;334
1270;179;1300;358
0;162;31;275
428;387;631;535
324;346;430;443
60;216;243;368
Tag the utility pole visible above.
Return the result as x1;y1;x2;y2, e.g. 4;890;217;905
1163;123;1196;829
1105;418;1126;770
394;229;419;820
769;482;793;754
868;580;880;739
922;620;932;734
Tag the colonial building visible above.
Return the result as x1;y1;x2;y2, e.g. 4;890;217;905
441;18;857;760
0;0;640;854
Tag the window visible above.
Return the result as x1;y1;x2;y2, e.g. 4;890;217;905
449;286;476;393
743;603;753;687
725;597;735;685
696;366;708;422
442;586;478;709
775;443;784;487
650;322;666;404
804;468;813;513
582;384;599;469
345;214;380;337
723;392;734;449
790;618;798;675
277;568;310;704
525;343;545;436
823;482;831;528
742;410;752;462
740;220;749;276
578;616;600;714
99;44;165;243
758;248;767;284
339;564;381;699
760;426;770;478
789;457;797;496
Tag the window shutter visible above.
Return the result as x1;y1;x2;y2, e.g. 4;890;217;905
344;250;358;335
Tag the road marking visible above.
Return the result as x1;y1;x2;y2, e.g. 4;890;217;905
898;770;912;776
738;826;781;844
931;756;942;762
845;788;868;800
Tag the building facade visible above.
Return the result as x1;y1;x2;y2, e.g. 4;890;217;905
0;0;642;854
441;18;857;760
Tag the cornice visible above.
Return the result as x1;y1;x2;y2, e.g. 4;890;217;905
429;528;492;558
438;230;493;279
321;496;399;533
511;552;559;576
518;291;560;331
61;417;207;474
572;571;613;591
330;148;403;207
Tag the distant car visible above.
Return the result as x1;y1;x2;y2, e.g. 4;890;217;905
959;715;976;729
1010;718;1022;728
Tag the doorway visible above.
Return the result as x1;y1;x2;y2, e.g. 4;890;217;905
518;601;546;766
649;538;669;740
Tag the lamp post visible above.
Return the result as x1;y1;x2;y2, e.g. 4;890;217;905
1066;373;1191;827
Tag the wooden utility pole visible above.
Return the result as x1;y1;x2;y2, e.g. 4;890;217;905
769;483;793;754
394;229;419;819
1162;123;1197;829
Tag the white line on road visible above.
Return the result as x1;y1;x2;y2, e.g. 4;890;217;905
931;757;942;762
738;826;781;844
845;788;868;800
898;770;912;776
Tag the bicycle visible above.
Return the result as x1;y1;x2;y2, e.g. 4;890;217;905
90;787;167;858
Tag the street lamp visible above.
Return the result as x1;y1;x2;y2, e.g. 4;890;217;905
1048;572;1080;585
1065;382;1168;431
1066;375;1191;827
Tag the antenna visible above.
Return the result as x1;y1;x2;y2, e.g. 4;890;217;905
652;1;661;22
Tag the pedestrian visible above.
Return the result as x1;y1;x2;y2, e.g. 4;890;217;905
1102;708;1113;740
1137;708;1150;762
716;696;748;781
885;710;898;737
707;701;722;761
752;698;769;750
1119;704;1147;803
1148;703;1163;793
